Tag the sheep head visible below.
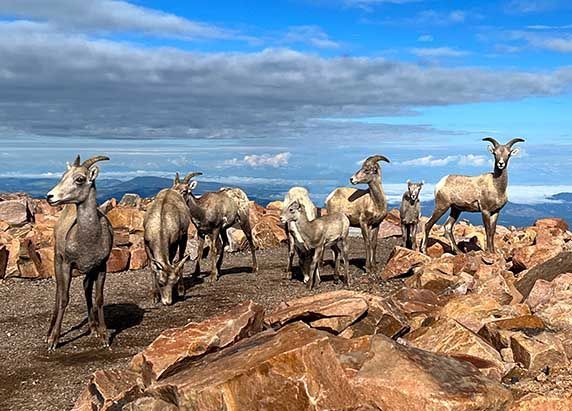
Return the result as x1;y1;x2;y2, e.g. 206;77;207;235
173;171;202;200
280;200;305;224
350;155;390;185
46;155;109;206
406;180;424;202
483;137;524;171
151;255;190;306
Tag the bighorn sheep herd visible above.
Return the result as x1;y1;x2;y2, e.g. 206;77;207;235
44;137;523;349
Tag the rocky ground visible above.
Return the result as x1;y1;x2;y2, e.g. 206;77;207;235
0;237;400;411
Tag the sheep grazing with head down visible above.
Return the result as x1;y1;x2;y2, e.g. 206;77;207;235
326;155;390;274
283;187;317;283
400;180;423;250
281;200;350;289
420;137;524;254
143;173;192;306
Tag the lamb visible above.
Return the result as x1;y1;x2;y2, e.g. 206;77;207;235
420;137;524;254
325;155;390;273
283;187;317;283
173;172;257;283
143;175;191;306
45;155;113;350
400;180;423;250
281;200;350;289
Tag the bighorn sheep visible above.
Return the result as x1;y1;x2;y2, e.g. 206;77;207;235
283;187;317;283
281;200;350;289
420;138;524;254
45;155;113;350
326;155;390;273
143;175;191;306
400;180;423;250
173;172;257;283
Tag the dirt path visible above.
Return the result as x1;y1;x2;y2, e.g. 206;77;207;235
0;237;400;411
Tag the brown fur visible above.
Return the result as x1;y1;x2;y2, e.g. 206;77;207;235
173;173;257;282
325;155;390;273
46;155;113;350
281;201;350;289
144;186;191;306
421;138;524;254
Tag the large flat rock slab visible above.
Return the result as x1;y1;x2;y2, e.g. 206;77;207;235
131;300;264;381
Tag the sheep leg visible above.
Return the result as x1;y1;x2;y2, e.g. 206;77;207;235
176;234;188;298
209;227;222;283
285;228;294;279
217;228;229;273
240;217;258;274
421;206;449;254
411;223;418;251
360;222;372;273
47;260;72;351
83;274;96;334
308;245;324;289
332;244;341;284
371;224;380;267
482;210;498;253
193;234;205;277
342;238;350;286
444;208;462;254
93;267;109;347
401;224;408;248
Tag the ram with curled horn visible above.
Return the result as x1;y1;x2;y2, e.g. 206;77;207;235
326;154;391;274
172;171;257;283
45;155;113;350
420;137;525;255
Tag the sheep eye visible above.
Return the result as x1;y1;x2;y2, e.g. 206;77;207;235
75;176;86;185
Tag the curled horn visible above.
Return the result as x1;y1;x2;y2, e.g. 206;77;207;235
73;155;81;167
506;137;525;148
182;172;203;184
365;155;390;165
81;156;110;169
482;137;500;148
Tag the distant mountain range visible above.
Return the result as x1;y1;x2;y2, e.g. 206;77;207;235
0;176;569;228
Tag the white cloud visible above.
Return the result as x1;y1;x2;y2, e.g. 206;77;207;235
0;0;236;40
0;20;571;140
417;34;434;42
399;154;489;167
411;47;470;57
283;26;340;49
224;152;291;168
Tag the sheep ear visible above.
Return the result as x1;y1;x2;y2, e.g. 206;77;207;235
421;180;425;186
487;145;495;154
174;172;180;185
66;162;72;170
511;148;520;156
88;166;99;182
189;180;198;190
151;259;165;272
406;179;411;185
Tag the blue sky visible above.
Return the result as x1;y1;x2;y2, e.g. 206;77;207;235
0;0;571;204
